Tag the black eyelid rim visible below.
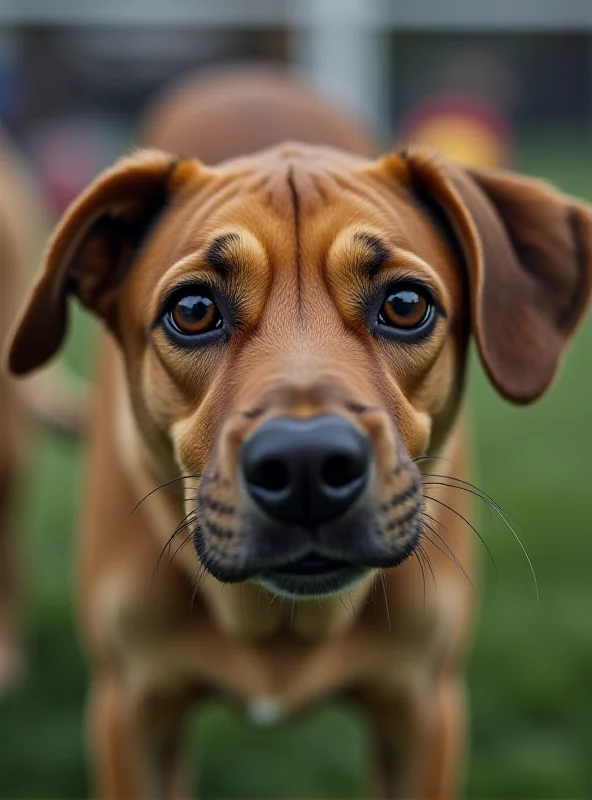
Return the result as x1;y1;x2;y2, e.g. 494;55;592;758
363;277;444;344
151;277;220;330
385;280;446;320
374;276;447;320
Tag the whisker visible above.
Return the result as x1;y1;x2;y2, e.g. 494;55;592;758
338;594;354;620
423;502;499;580
416;541;437;588
414;550;427;613
190;558;208;611
488;501;539;603
423;511;460;545
424;493;496;572
420;518;461;565
413;455;454;466
130;472;202;516
265;591;278;614
423;520;462;568
346;590;357;618
420;519;476;593
421;476;522;528
151;512;197;591
378;570;391;631
168;533;193;565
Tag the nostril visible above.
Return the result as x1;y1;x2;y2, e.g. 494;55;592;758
321;454;365;489
242;415;370;525
249;458;290;493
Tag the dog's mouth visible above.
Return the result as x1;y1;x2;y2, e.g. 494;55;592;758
258;553;368;598
274;553;347;576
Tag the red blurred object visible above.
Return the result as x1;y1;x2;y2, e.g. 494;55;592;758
398;92;514;168
28;116;125;217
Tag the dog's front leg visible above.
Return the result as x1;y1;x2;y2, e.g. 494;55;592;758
88;671;192;800
0;466;21;690
360;672;466;800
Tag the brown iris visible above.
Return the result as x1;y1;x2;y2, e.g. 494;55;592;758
379;286;431;329
170;292;221;335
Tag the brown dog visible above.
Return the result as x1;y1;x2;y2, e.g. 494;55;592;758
0;131;89;692
0;132;36;689
6;69;592;799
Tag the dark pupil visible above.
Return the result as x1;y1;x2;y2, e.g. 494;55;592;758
177;295;212;322
388;290;420;318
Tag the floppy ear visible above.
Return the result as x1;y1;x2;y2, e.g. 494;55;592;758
6;149;200;376
396;149;592;403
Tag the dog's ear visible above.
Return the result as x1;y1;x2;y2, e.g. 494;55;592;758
392;149;592;403
6;149;201;375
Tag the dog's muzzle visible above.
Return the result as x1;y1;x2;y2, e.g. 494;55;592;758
195;412;423;598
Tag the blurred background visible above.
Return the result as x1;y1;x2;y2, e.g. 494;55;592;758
0;0;591;797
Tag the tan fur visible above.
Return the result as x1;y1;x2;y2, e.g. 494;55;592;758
6;70;592;798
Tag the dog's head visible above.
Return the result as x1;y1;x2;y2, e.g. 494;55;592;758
7;145;592;597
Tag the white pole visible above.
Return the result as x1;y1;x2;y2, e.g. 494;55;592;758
288;0;390;143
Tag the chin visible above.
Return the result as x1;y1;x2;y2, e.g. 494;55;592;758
256;556;370;599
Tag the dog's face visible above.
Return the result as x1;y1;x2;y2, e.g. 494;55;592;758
118;147;471;597
7;145;592;598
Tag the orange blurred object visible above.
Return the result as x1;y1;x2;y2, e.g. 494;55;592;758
399;92;513;168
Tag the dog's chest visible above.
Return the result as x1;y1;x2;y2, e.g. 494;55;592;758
204;616;439;724
223;636;363;717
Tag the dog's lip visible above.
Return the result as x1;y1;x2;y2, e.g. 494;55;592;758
259;557;367;599
271;553;349;577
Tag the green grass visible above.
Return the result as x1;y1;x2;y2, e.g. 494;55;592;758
1;141;591;798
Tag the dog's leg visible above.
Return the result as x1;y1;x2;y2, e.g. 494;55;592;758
361;673;466;800
418;675;467;800
0;464;22;691
88;673;141;799
88;671;192;800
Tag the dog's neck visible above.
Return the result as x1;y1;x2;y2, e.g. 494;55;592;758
199;570;376;640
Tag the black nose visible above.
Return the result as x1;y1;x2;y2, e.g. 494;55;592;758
241;414;370;526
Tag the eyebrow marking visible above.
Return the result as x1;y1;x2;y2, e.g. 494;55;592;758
205;232;240;277
353;232;390;278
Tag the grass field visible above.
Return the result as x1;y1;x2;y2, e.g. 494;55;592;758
0;139;591;798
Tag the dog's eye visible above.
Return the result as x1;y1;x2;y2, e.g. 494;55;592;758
167;291;222;336
378;284;433;330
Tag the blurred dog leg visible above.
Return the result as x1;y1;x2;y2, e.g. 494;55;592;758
0;371;25;691
16;367;90;438
0;132;88;692
0;144;28;691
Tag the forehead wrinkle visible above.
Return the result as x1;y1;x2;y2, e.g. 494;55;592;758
259;169;296;216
